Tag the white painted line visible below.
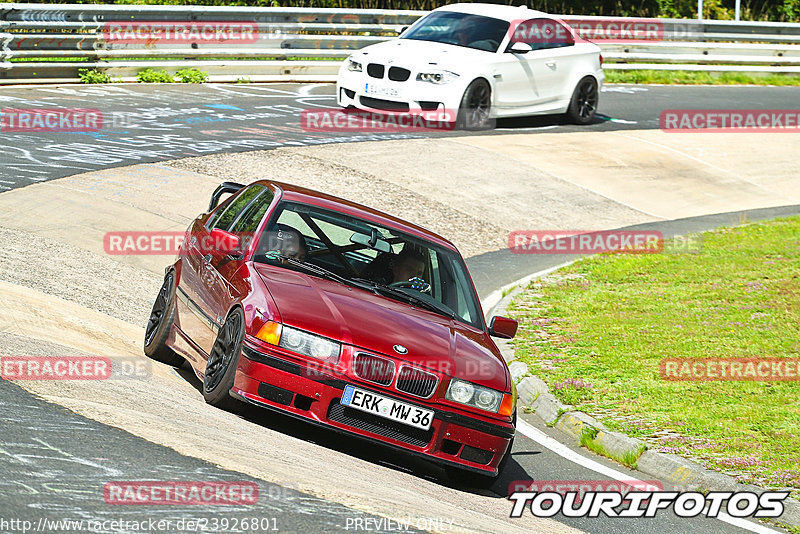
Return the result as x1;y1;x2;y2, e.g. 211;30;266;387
517;419;641;482
295;97;338;109
516;420;781;533
298;84;327;96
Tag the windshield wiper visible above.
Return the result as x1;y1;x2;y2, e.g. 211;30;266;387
264;252;374;292
353;278;456;320
264;254;456;320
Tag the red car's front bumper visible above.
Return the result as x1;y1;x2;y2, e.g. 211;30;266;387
231;342;515;475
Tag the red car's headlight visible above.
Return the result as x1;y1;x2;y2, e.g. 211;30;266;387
256;321;340;362
446;378;513;415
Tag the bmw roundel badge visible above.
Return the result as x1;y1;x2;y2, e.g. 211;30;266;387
393;344;408;355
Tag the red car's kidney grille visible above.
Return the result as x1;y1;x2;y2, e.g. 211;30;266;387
353;353;395;386
396;366;438;398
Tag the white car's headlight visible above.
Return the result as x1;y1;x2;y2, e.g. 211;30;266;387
446;378;505;413
347;59;362;72
278;325;340;361
416;70;459;84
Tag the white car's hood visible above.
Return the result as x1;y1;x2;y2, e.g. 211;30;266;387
355;38;494;71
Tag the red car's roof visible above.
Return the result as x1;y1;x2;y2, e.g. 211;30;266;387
259;180;459;253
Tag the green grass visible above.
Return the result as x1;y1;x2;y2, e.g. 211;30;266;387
78;68;112;84
508;216;800;497
605;69;800;86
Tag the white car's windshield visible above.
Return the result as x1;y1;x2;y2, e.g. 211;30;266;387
401;12;510;53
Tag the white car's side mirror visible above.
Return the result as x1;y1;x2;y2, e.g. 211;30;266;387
509;42;533;54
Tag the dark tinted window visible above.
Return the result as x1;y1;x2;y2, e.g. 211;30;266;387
402;12;509;53
513;18;574;50
231;187;274;234
212;185;264;231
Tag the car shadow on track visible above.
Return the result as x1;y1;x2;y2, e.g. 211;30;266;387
174;363;536;498
485;113;618;132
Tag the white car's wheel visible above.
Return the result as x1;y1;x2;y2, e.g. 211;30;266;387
566;76;599;125
457;79;493;131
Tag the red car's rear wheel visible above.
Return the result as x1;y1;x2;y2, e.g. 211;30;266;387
143;272;184;367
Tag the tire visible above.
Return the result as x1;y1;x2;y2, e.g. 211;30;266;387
143;271;185;367
456;79;493;131
202;307;245;409
566;76;599;125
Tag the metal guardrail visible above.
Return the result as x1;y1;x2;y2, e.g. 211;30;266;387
2;3;800;84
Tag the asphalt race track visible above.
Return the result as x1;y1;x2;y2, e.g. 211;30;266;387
0;378;425;534
2;83;800;188
1;82;798;534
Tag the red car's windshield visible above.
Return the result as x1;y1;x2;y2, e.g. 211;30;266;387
253;201;484;329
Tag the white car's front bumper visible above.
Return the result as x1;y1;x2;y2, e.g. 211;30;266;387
336;64;465;118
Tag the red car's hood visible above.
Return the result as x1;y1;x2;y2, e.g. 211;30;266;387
255;264;509;392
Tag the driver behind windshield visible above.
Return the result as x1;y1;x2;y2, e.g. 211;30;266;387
392;248;426;284
453;19;476;47
362;246;428;287
274;226;308;262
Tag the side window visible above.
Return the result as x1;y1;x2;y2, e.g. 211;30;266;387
231;188;274;234
513;18;574;51
211;185;264;232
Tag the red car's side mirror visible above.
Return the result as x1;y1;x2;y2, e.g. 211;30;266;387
209;228;242;256
489;316;518;339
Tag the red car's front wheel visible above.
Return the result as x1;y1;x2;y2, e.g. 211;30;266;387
203;308;245;410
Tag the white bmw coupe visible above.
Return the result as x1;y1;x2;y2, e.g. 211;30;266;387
336;3;604;129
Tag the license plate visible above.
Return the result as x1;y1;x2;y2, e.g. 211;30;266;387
341;385;433;431
364;82;400;98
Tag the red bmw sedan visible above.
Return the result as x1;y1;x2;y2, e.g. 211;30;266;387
144;180;519;485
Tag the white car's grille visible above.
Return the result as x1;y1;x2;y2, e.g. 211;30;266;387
359;96;409;112
366;64;411;83
367;63;385;79
388;67;411;82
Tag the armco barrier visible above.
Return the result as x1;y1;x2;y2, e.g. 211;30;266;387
1;3;800;84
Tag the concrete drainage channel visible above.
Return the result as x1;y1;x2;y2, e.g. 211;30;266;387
480;205;800;531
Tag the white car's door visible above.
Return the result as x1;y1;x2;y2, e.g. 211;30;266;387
492;18;577;110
